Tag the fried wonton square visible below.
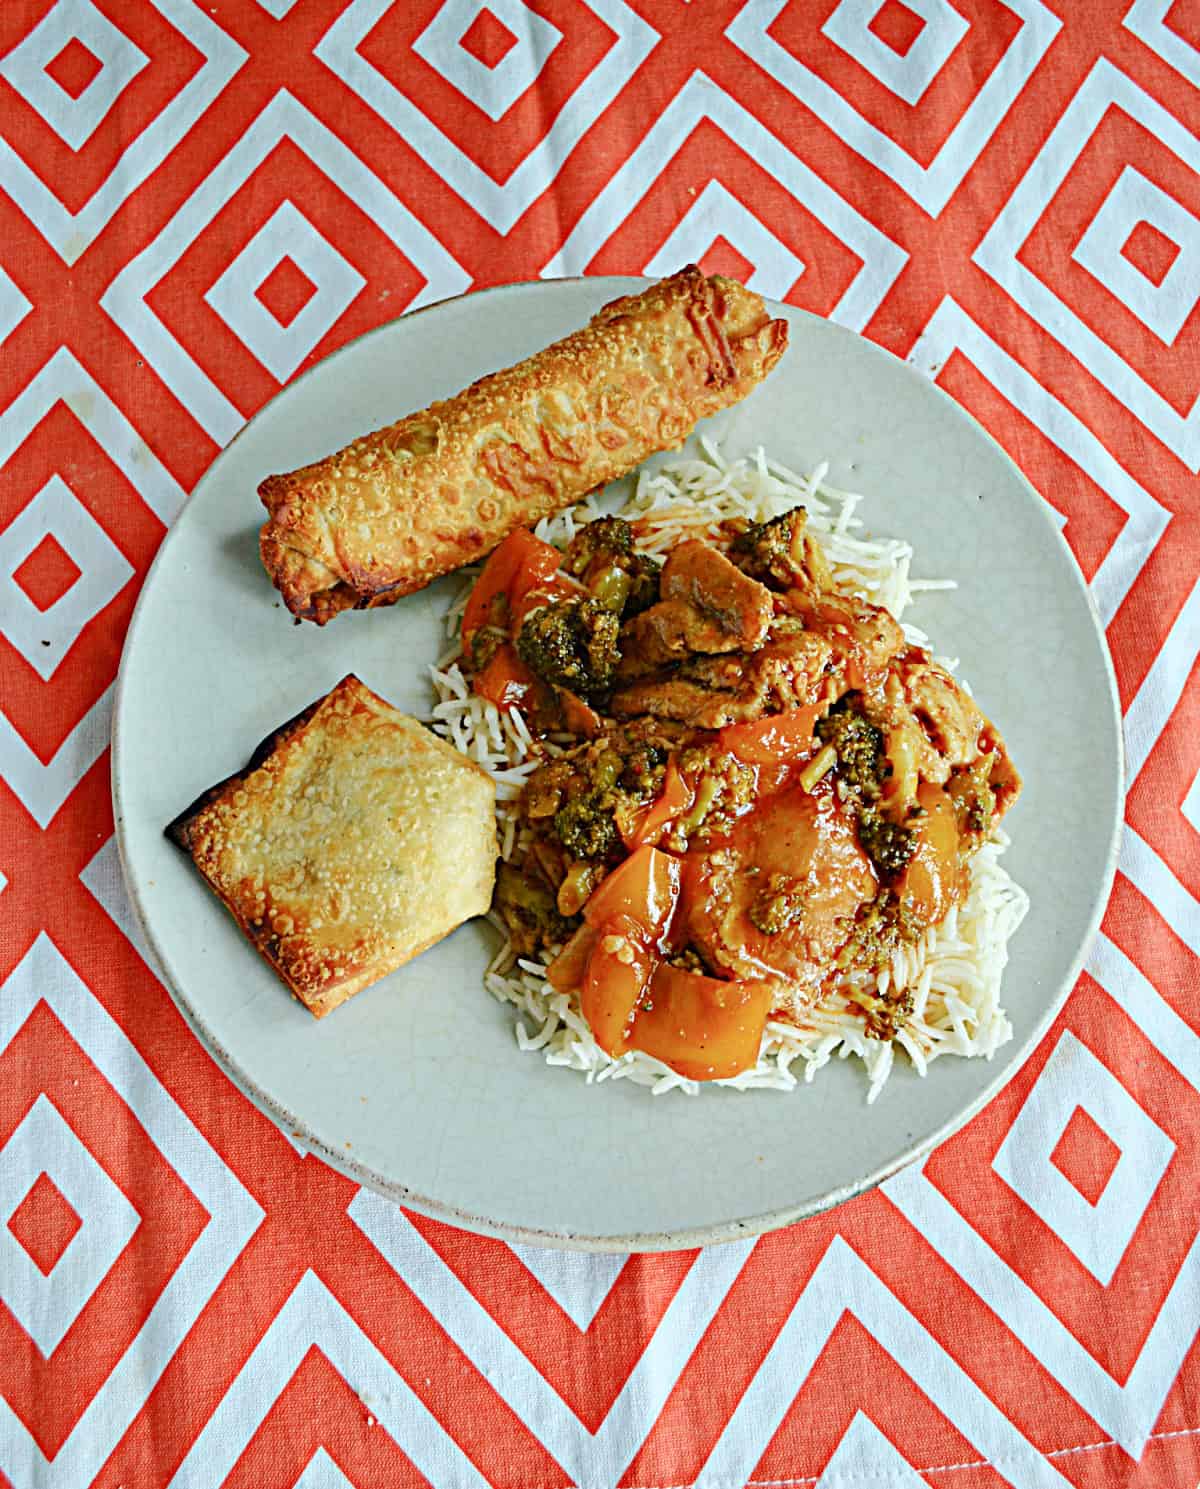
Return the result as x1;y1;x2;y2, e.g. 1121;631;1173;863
168;674;497;1017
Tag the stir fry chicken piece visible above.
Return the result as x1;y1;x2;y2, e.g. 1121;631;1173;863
659;540;774;644
611;629;837;728
615;599;748;677
609;674;746;729
794;596;905;678
616;540;772;679
902;656;986;767
611;566;908;731
854;651;1020;823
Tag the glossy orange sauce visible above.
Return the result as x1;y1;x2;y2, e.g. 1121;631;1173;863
630;964;773;1081
572;716;966;1081
681;783;877;989
897;781;965;926
577;756;885;1076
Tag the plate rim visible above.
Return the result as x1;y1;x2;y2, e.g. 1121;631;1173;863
112;275;1126;1252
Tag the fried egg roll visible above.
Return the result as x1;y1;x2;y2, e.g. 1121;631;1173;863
258;267;788;623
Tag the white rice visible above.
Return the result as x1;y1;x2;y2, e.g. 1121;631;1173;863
427;442;1029;1102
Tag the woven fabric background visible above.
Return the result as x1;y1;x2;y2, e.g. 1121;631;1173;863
1;1;1198;1485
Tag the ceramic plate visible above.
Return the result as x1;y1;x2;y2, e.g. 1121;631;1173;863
113;277;1123;1250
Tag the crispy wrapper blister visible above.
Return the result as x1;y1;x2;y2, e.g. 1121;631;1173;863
258;266;788;623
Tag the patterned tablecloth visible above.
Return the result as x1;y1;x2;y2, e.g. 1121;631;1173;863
2;1;1199;1485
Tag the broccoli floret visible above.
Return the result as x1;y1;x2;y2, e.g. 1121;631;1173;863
618;554;661;618
662;747;756;851
562;516;634;575
849;981;917;1040
522;733;670;863
838;892;924;970
815;696;919;881
816;696;887;797
948;755;996;840
728;504;836;592
563;517;660;619
837;892;923;1036
516;597;620;697
618;741;666;796
749;874;807;935
856;806;918;877
728;509;802;582
493;863;571;956
554;788;621;860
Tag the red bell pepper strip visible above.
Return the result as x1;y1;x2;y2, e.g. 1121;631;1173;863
509;572;581;630
462;529;563;642
546;924;600;994
719;704;822;765
583;845;682;946
557;688;603;738
897;782;963;928
621;758;694;849
471;643;536;712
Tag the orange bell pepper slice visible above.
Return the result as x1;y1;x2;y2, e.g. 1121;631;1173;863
583;845;682;944
471;643;536;712
622;758;694;849
719;704;822;765
628;963;773;1081
462;529;564;641
580;915;655;1057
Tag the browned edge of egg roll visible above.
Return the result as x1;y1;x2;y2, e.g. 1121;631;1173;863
258;266;788;624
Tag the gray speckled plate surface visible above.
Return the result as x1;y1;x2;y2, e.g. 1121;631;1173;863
113;277;1123;1251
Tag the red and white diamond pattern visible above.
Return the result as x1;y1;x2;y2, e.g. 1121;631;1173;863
315;0;658;231
975;59;1200;467
1;0;149;154
0;936;262;1486
413;0;563;123
541;70;908;323
0;474;133;681
0;0;245;264
990;1030;1175;1287
725;0;1062;213
0;1093;139;1359
1;2;1198;1485
203;199;366;383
